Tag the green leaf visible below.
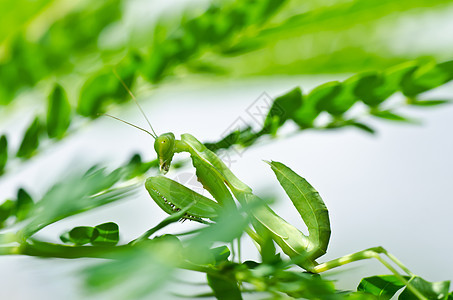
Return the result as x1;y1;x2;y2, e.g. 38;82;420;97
358;275;451;300
0;200;15;228
358;275;407;299
91;222;119;246
256;221;279;265
124;154;155;179
16;117;43;158
47;84;71;139
267;161;331;259
77;72;120;117
400;60;453;97
15;188;34;221
348;121;376;134
371;110;412;122
61;226;98;245
207;274;243;300
204;126;254;152
59;232;71;244
293;82;338;127
262;87;303;134
399;277;450;300
354;72;387;107
60;223;120;246
0;135;7;175
311;81;342;113
408;100;451;107
210;245;231;263
322;78;358;116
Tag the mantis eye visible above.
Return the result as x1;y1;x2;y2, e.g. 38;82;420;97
154;133;176;174
155;135;173;154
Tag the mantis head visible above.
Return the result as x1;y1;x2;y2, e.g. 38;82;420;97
154;132;176;174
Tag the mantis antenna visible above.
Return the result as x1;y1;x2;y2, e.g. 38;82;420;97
101;113;156;139
112;69;158;138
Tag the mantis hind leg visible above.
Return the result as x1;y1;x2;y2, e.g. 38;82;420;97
314;246;427;300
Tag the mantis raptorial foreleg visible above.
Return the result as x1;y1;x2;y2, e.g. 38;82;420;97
145;175;220;223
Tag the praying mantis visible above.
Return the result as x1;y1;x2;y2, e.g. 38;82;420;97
105;72;429;300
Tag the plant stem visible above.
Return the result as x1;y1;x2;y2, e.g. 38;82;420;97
314;247;427;300
383;250;414;276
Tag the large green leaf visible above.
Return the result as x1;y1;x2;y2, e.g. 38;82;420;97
267;161;330;259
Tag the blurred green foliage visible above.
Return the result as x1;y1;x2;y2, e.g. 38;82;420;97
0;0;122;105
47;84;71;139
60;222;120;246
16;117;43;159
